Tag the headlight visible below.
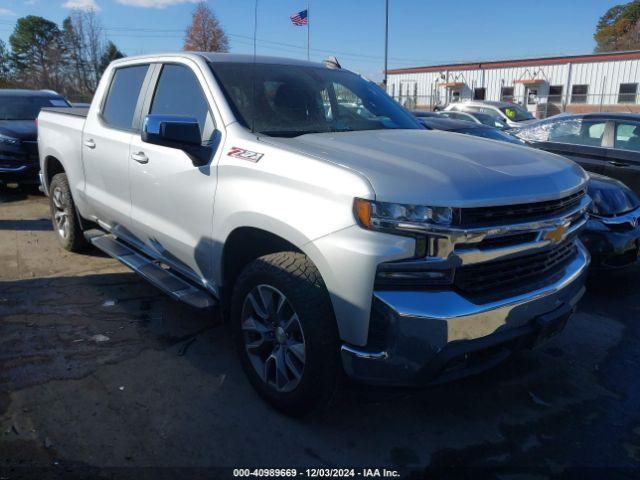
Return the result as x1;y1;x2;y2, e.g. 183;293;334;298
354;198;454;233
0;133;19;145
588;176;640;217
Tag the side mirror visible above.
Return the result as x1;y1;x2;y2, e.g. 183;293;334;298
142;114;209;166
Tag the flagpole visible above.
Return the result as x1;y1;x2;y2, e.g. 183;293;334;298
307;1;310;61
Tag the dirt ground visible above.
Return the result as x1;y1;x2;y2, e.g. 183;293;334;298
1;186;640;477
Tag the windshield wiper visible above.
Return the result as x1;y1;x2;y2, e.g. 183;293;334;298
259;129;331;138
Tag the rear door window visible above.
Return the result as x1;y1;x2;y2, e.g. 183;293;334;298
548;119;606;147
149;64;213;140
614;122;640;152
102;65;149;130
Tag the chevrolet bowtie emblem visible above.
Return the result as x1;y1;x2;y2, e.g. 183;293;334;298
544;223;568;244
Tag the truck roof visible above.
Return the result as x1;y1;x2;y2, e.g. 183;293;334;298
0;89;64;98
111;52;325;69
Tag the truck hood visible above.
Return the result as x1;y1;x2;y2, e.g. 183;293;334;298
266;129;588;207
0;120;37;141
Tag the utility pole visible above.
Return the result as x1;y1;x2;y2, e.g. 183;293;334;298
383;0;389;90
307;1;311;61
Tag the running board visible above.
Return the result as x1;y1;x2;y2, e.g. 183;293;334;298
85;230;217;309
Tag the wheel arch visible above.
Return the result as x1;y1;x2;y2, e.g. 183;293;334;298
43;155;65;193
222;226;303;295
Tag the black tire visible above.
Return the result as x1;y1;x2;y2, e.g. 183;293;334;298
231;251;340;416
48;173;88;252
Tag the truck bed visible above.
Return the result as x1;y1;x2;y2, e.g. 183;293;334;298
41;107;89;118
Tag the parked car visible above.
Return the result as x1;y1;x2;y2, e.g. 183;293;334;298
439;110;510;130
38;53;590;414
417;116;525;145
411;110;441;119
422;117;640;269
446;100;537;128
0;89;71;187
583;174;640;268
513;113;640;196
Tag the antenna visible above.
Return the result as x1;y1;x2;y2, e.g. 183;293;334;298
251;0;258;134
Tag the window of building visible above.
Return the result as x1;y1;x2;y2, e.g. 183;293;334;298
150;64;211;137
473;88;486;100
618;83;638;104
527;88;539;105
390;83;395;99
548;85;563;104
101;65;149;130
451;90;461;103
571;85;588;104
501;86;514;102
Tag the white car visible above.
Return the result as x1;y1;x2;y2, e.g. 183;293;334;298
37;53;590;414
445;100;538;128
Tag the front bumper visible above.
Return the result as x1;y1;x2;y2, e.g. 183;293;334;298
0;164;39;184
581;209;640;269
341;241;590;386
0;145;39;185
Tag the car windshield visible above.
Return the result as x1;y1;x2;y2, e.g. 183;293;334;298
457;127;525;145
500;104;534;122
209;62;422;137
473;112;509;129
0;96;70;120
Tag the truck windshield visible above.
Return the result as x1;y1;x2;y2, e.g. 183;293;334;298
209;62;422;137
0;96;70;120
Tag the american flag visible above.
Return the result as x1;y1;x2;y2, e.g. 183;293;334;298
290;9;308;26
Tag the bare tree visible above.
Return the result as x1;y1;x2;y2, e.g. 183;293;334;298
184;1;229;52
62;9;105;97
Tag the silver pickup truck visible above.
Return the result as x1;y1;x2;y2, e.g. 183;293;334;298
38;53;590;414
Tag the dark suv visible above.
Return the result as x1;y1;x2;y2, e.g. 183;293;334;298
0;89;71;186
514;113;640;194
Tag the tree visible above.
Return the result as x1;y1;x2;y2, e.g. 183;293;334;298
0;40;12;88
99;41;125;76
10;16;68;92
184;1;229;53
62;10;106;96
595;1;640;52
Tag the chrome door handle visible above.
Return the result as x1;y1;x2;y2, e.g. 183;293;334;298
83;139;96;149
608;160;630;167
131;151;148;164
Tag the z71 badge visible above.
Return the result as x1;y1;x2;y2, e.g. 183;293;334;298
227;146;264;163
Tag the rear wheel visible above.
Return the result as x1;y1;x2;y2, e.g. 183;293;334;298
49;173;88;252
231;251;340;415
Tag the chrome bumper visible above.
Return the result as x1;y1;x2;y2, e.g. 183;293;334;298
341;241;590;386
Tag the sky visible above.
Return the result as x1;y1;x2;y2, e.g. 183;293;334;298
0;0;624;81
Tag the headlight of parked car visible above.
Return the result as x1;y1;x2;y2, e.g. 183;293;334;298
0;133;19;145
588;174;640;217
354;198;454;232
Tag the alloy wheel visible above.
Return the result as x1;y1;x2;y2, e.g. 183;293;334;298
241;284;306;393
52;186;70;239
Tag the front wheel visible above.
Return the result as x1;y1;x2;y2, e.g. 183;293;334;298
231;252;340;415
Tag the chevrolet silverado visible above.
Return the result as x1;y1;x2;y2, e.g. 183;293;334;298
38;53;591;414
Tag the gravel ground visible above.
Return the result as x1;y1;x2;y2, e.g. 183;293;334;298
1;186;639;477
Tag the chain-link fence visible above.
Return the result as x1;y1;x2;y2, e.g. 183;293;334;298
391;92;640;118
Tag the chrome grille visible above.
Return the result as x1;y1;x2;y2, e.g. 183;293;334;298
455;241;578;295
457;190;586;227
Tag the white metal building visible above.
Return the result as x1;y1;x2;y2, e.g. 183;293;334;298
386;50;640;117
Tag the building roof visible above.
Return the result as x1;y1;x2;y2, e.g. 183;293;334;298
386;50;640;75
